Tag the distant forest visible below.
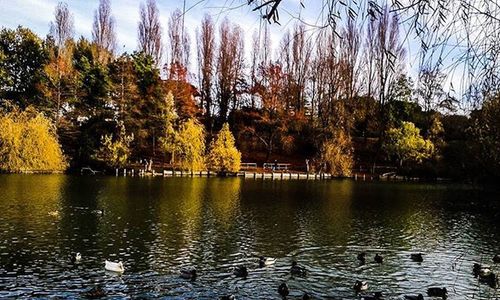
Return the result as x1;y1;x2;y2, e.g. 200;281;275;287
0;0;499;181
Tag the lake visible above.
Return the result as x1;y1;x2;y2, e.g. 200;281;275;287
0;175;499;299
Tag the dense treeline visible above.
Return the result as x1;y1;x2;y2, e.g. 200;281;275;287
0;0;498;180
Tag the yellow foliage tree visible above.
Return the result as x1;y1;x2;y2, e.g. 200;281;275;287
0;106;67;173
207;123;241;173
175;119;206;171
384;121;434;167
159;91;179;164
94;122;134;168
320;129;354;177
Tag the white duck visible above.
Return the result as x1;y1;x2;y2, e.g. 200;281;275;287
479;267;492;277
105;260;124;273
259;256;276;267
70;252;82;263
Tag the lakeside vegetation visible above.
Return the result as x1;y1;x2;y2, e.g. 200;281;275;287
0;0;499;181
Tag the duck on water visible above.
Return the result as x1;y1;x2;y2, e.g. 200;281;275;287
259;256;276;268
233;266;248;278
410;253;423;262
180;268;197;281
374;254;384;263
290;261;307;276
353;280;368;292
105;260;124;273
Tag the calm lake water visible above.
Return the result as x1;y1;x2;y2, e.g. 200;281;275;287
0;175;499;299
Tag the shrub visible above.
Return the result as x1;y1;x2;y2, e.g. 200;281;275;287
320;129;354;177
0;106;67;172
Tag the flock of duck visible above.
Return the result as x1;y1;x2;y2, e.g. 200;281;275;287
76;252;500;299
350;252;499;299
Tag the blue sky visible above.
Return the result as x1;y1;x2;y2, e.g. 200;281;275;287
0;0;465;108
0;0;419;73
0;0;319;54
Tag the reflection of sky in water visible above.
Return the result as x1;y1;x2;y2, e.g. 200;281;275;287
0;175;499;299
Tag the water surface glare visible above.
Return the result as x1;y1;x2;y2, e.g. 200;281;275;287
0;175;499;299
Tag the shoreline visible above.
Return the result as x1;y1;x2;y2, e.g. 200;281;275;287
0;167;457;184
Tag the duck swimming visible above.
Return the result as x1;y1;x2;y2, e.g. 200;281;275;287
473;263;491;277
479;272;498;288
357;252;366;264
493;254;500;263
410;253;423;262
374;254;383;263
180;268;197;281
233;266;248;278
278;282;289;298
427;287;447;299
219;295;235;300
290;261;306;276
105;260;124;273
353;280;368;292
70;252;81;264
259;256;276;268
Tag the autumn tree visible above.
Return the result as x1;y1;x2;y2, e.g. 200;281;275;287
238;63;293;160
92;0;117;63
363;15;376;99
428;114;445;158
137;0;162;65
216;19;245;124
207;123;241;173
108;53;140;130
196;14;216;118
468;95;500;177
163;77;199;120
249;22;271;108
167;8;190;71
0;105;67;173
372;6;406;120
383;121;434;167
320;129;354;177
94;121;134;168
309;29;346;129
46;2;75;122
159;91;179;164
289;23;312;113
50;2;74;50
340;18;362;104
175;119;206;171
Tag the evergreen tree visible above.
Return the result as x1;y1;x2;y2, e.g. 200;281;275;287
0;27;48;109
